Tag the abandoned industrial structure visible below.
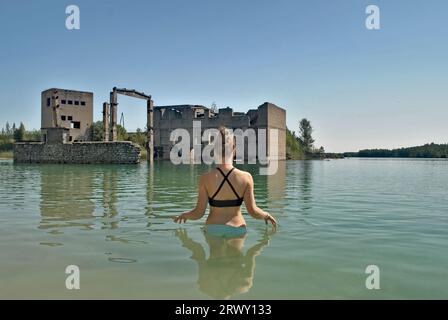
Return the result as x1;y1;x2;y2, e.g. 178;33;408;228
14;87;286;164
14;87;143;164
153;102;286;160
41;88;93;142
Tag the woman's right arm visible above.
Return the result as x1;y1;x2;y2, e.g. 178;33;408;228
243;173;277;228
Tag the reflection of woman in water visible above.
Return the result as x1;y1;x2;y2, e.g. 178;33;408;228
174;126;277;236
175;228;271;299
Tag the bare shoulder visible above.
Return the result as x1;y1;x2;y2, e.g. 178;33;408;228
233;168;253;183
200;171;212;180
200;169;219;183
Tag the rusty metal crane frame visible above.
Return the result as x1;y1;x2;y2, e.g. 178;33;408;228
103;87;154;163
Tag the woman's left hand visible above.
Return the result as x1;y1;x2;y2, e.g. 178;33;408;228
173;213;188;224
265;213;277;229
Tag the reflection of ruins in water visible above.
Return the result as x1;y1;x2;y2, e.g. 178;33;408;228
38;164;156;245
266;160;286;212
145;162;154;220
299;161;313;213
175;228;272;299
101;166;119;231
39;165;95;233
239;161;286;213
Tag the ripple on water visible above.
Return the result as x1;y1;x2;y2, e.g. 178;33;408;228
108;257;138;264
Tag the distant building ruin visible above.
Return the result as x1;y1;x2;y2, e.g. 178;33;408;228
16;88;286;164
153;102;286;161
41;88;93;142
14;88;141;164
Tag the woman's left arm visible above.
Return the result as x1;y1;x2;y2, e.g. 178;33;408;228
174;175;208;223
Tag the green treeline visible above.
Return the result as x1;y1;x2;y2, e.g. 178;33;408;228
0;122;40;152
286;118;329;160
90;121;147;147
286;128;305;159
345;143;448;158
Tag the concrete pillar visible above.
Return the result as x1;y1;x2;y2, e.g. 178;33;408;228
51;90;60;128
147;99;154;163
102;102;109;142
110;91;117;141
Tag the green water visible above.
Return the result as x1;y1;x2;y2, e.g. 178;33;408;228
0;158;447;299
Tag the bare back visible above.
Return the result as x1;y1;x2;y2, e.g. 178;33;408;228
174;164;276;229
202;167;249;227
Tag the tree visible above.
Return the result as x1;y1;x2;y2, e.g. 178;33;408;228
90;121;104;141
210;102;218;114
117;124;127;141
90;121;128;141
5;122;10;135
14;122;26;142
318;146;325;158
286;128;305;160
298;118;315;153
127;127;146;147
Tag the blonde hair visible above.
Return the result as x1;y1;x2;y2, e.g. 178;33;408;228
215;126;235;163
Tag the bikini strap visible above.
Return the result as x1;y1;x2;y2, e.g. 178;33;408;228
210;167;241;199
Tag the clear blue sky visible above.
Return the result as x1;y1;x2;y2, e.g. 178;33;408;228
0;0;447;152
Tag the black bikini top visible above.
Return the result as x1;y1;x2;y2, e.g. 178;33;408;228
208;167;244;207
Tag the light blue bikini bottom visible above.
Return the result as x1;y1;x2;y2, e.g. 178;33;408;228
204;224;247;238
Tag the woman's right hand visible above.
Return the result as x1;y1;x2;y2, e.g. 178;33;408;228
264;213;277;229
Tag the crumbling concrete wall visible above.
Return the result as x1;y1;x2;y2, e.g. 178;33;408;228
13;141;141;164
153;102;286;160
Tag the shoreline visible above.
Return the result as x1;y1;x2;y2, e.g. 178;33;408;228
0;151;12;159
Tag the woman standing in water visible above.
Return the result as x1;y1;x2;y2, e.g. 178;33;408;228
173;126;277;237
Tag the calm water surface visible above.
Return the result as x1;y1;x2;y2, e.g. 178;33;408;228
0;158;447;299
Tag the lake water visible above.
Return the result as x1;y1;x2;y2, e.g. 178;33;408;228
0;158;447;299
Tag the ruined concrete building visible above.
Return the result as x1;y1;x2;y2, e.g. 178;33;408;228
153;102;286;160
41;88;93;142
18;88;285;164
15;88;140;164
